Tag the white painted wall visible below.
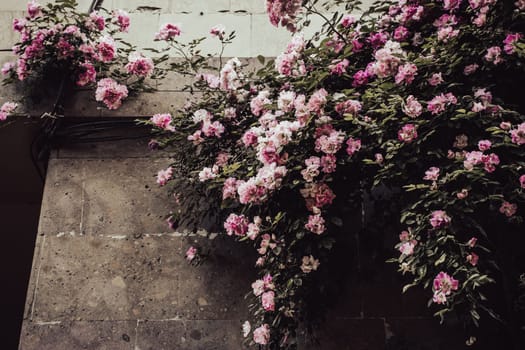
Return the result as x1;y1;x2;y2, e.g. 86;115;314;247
0;0;373;57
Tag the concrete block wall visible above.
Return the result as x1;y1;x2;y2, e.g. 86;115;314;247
0;0;374;57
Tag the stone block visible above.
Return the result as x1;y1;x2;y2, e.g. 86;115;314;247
136;319;246;350
299;318;386;350
250;14;292;57
158;13;252;57
62;90;102;118
385;318;465;350
81;158;173;235
19;320;136;350
38;158;84;235
120;12;160;51
100;91;194;117
56;124;175;159
230;0;267;14
171;0;231;13
30;235;182;321
111;0;171;13
177;235;256;320
0;11;24;50
156;57;265;91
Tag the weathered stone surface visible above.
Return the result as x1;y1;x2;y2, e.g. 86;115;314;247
81;158;173;235
19;320;136;350
177;235;256;320
385;318;465;350
57;124;174;159
38;158;84;235
31;235;181;321
299;318;386;350
136;319;246;350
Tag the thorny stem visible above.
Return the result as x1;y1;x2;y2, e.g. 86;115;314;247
305;4;348;44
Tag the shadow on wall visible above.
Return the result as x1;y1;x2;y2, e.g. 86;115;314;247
0;118;44;349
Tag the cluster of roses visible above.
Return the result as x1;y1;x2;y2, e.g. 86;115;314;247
149;0;525;347
1;0;158;112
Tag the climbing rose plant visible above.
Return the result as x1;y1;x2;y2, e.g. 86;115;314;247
1;0;163;121
147;0;525;348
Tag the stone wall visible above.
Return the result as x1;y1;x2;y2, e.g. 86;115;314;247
0;0;375;57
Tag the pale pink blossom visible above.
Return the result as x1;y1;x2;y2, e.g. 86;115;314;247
251;91;272;116
329;58;349;76
428;73;444;86
301;156;321;182
467;237;478;248
485;46;503;64
315;130;345;154
393;26;409;41
424;167;440;181
96;36;116;63
113;9;130;32
76;62;96;86
346;137;362;156
0;102;17;121
251;279;265;296
253;324;270;345
321;154;337;173
198;166;219;182
335;100;362;116
520;175;525;189
300;255;320;273
95;78;128;110
499;201;517;217
305;214;326;234
307;88;328;115
466;253;479;266
430;210;451;228
1;62;15;75
185;246;197;261
503;33;522;54
300;182;336;211
210;24;226;39
155;23;182;41
352;70;369;87
222;177;238;200
87;11;105;31
125;52;154;77
156;167;173;186
457;189;469;199
510;122;525;145
395;63;418;85
340;14;355;28
150;113;175;132
219;58;242;90
277;90;296;113
478;140;491;151
202;120;225;138
27;0;41;18
261;291;275;311
224;213;249;236
398;124;418;142
432;271;459;304
242;321;251;338
399;241;417;255
427;93;457;115
402;95;423;118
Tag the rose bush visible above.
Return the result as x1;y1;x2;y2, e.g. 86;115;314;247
147;0;525;347
1;0;164;121
149;0;525;348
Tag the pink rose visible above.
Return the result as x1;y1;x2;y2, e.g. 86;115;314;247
466;253;479;266
520;175;525;189
402;95;423;118
210;24;226;39
0;101;18;121
503;33;522;54
430;210;451;228
151;113;175;132
125;52;154;77
478;140;492;151
113;9;130;32
261;291;275;311
428;73;444;86
346;137;362;156
76;62;96;87
155;23;182;40
224;213;249;236
96;36;116;63
499;201;517;217
185;246;197;261
95;78;128;110
423;167;440;181
305;214;326;234
467;237;477;248
253;324;270;345
156;167;173;186
329;58;349;76
398;124;418;143
485;46;502;64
